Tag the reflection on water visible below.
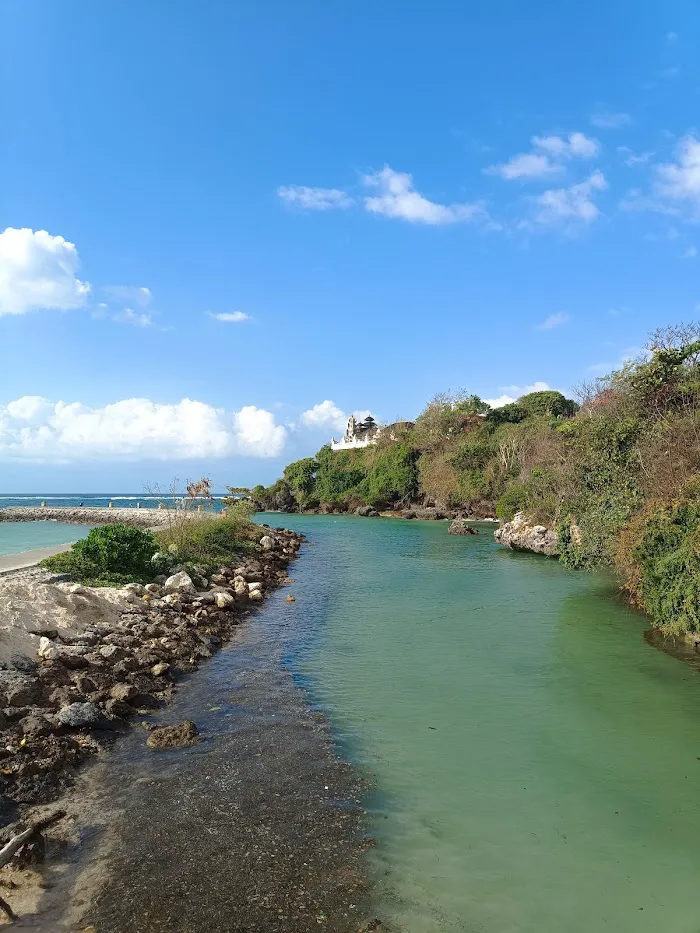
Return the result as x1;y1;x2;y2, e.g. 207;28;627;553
270;515;700;933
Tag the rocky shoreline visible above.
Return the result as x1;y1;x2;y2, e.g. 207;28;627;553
494;511;559;556
0;525;305;914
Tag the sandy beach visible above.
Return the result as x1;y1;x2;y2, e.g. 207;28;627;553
0;544;74;576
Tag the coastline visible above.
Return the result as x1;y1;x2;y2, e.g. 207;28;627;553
0;518;378;930
0;544;75;575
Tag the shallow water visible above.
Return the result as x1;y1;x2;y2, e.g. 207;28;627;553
0;521;90;556
268;514;700;933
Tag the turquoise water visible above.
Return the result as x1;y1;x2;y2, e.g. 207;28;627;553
0;521;91;556
269;514;700;933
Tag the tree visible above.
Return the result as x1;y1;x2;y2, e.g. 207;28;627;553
517;390;578;419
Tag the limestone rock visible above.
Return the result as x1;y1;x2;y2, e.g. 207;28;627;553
162;571;196;595
259;535;275;550
214;592;235;609
448;519;478;536
494;512;559;557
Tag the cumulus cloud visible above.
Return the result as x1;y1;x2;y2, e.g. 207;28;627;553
277;186;353;211
484;381;553;408
536;311;570;330
487;132;600;180
207;311;250;323
0;227;91;317
590;112;632;129
0;397;287;462
301;400;348;431
532;171;607;226
362;166;485;225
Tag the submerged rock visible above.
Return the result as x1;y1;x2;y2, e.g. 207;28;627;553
146;720;200;750
494;511;559;557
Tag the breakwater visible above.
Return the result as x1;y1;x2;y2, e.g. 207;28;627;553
0;506;185;529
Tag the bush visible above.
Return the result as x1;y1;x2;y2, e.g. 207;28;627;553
618;494;700;634
495;483;529;521
41;524;158;586
156;507;255;573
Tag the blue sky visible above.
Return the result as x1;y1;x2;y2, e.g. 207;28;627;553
2;0;700;491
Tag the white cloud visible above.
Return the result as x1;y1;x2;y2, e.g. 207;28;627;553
102;285;152;307
653;134;700;216
277;186;353;211
487;152;562;180
207;311;250;323
590;112;632;129
301;400;347;431
484;381;553;408
536;312;570;330
488;132;600;181
0;397;287;462
617;146;654;167
532;171;607;226
683;245;697;258
0;227;91;317
533;132;600;159
362;166;486;225
113;308;154;328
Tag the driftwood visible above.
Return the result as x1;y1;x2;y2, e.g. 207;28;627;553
0;810;66;922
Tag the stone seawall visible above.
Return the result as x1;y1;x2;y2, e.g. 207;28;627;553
0;506;178;529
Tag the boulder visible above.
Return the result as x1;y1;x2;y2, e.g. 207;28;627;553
162;571;196;595
259;535;275;550
494;511;559;557
146;720;200;750
21;713;56;737
448;519;478;536
214;592;235;609
0;671;42;707
110;683;138;702
57;701;107;729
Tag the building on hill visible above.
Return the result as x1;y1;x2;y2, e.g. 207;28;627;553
330;415;414;451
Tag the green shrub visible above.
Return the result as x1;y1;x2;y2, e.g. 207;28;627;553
623;496;700;634
41;524;158;586
156;511;255;573
495;483;530;521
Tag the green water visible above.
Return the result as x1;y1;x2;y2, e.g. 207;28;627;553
0;521;90;555
272;514;700;933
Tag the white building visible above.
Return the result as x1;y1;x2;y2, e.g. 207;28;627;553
330;415;379;451
330;415;414;451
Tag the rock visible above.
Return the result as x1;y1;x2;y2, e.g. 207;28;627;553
99;645;127;662
144;583;162;596
214;592;235;609
259;535;275;550
110;683;138;702
354;505;379;517
121;583;147;597
0;671;42;707
248;590;263;602
57;702;107;729
105;698;132;718
448;519;478;536
21;714;56;737
146;720;200;750
162;571;196;595
12;655;38;675
494;511;559;557
247;581;262;593
151;662;170;677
